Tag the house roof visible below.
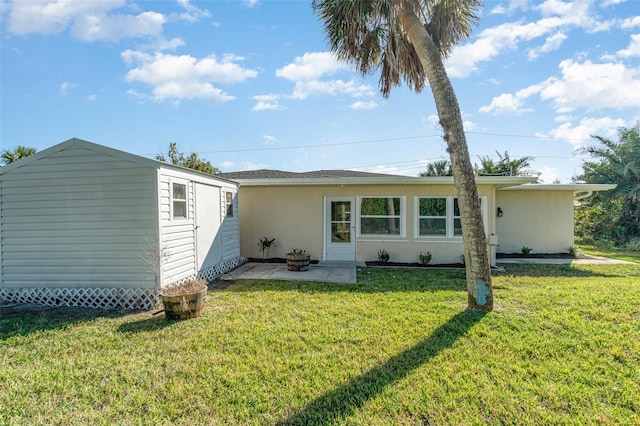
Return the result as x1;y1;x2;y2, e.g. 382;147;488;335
221;168;539;186
220;169;406;180
0;138;237;186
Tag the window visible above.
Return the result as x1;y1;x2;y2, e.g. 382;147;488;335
172;182;187;219
225;191;234;217
416;196;484;238
360;197;402;236
418;197;447;236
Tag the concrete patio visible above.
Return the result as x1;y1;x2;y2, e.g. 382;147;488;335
219;261;365;284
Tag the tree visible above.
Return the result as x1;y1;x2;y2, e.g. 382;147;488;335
1;145;37;165
156;142;219;174
314;0;492;310
474;151;536;176
419;159;452;176
574;123;640;246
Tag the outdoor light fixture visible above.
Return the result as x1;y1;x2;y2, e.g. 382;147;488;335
497;207;504;217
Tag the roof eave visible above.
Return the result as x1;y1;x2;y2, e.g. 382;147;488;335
230;176;539;186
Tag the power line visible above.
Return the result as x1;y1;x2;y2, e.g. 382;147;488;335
141;130;595;158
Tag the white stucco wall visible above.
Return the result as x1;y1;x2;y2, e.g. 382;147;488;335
495;190;574;254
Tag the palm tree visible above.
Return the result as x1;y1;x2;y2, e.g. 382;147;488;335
1;145;37;166
419;159;452;176
475;151;536;176
314;0;492;310
575;123;640;244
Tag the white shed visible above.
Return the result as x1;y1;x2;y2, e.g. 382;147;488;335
0;138;242;309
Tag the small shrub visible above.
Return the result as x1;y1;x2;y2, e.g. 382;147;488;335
568;245;577;257
418;251;432;265
521;246;533;255
626;238;640;252
378;249;390;263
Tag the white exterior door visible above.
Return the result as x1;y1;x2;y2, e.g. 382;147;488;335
325;197;356;261
195;183;222;271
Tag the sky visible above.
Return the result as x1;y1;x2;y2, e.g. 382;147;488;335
1;0;639;183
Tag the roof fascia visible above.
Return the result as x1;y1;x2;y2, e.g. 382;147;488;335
498;184;617;192
230;176;538;186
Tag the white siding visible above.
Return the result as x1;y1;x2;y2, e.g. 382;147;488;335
158;169;240;286
0;146;158;289
159;172;196;286
221;185;240;260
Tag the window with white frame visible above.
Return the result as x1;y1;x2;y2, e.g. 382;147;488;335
171;182;187;219
359;197;403;236
225;191;234;217
416;196;484;238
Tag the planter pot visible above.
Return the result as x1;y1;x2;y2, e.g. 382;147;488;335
286;253;311;271
160;287;207;320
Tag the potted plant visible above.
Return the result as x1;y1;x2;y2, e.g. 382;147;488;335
257;236;277;259
159;278;207;320
286;248;311;271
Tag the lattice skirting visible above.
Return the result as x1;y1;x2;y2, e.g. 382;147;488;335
197;256;246;282
0;256;246;310
0;287;158;310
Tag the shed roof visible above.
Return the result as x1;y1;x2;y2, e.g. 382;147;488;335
0;138;237;186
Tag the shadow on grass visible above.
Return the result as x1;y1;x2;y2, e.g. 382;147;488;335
224;269;468;294
277;310;487;426
497;263;639;278
117;315;177;333
0;304;136;340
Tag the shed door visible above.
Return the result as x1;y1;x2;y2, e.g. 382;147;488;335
325;197;356;261
195;183;222;271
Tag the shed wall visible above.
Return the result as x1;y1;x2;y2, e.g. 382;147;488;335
0;146;159;308
158;168;241;286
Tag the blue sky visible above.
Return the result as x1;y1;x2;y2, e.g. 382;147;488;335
1;0;639;182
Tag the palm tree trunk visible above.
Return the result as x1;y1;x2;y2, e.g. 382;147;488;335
398;2;493;310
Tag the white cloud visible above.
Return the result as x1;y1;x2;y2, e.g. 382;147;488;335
350;101;378;110
252;94;285;111
537;116;627;148
480;59;640;115
174;0;211;23
463;120;478;131
527;32;567;60
240;161;267;170
276;52;348;81
123;51;258;104
4;0;166;42
243;0;260;8
539;59;640;112
274;51;375;102
86;94;96;101
446;0;612;78
613;33;640;58
537;165;562;183
221;161;234;169
621;16;640;29
291;80;374;100
262;135;279;145
59;81;78;95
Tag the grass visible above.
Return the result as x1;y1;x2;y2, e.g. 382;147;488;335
577;244;640;263
2;263;639;425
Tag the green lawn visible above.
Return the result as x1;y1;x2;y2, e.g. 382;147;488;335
577;244;640;263
2;264;639;425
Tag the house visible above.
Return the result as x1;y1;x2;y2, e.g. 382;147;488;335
221;169;615;265
0;138;242;309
